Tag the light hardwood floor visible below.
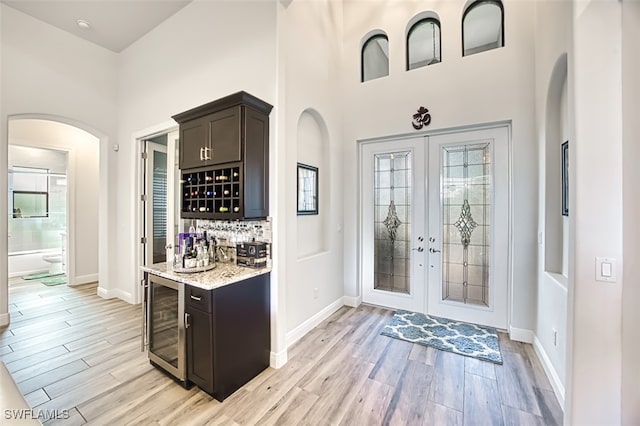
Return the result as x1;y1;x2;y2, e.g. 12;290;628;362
0;278;563;425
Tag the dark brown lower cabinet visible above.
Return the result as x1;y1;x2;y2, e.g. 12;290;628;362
185;273;270;401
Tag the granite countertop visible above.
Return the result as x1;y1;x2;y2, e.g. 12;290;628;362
141;262;271;290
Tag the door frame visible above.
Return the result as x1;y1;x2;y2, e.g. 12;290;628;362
357;121;513;329
143;140;168;267
133;121;178;304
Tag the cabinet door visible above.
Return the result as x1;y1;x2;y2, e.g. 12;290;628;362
180;118;207;170
206;107;242;166
186;306;214;394
243;107;269;218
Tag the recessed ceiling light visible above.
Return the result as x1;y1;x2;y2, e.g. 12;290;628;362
76;19;91;30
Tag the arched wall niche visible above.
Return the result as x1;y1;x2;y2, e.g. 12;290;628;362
544;53;569;276
296;108;330;258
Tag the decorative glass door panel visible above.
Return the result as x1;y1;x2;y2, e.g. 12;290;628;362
374;151;412;294
361;138;426;313
441;143;491;306
427;127;509;329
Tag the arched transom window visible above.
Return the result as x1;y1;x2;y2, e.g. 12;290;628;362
361;33;389;82
463;0;504;56
407;18;441;70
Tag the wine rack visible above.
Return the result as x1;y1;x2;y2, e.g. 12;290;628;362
182;164;243;219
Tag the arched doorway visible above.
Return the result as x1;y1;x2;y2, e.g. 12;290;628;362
1;114;108;326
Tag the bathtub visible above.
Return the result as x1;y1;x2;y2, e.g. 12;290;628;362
8;249;62;278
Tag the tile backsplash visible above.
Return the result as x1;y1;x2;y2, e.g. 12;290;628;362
181;218;272;244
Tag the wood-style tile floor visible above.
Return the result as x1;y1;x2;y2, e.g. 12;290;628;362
0;278;563;425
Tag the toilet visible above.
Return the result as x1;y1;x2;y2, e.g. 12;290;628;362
42;253;63;275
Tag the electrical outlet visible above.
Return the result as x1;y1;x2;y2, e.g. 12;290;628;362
553;328;558;347
313;288;319;299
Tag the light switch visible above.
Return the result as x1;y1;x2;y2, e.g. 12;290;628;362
596;257;617;283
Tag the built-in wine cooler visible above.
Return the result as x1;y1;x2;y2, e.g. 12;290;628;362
141;273;187;384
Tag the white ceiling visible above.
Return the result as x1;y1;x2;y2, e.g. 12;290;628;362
1;1;192;52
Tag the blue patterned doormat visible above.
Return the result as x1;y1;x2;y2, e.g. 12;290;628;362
381;310;503;364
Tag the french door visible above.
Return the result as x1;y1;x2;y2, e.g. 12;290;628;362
361;137;427;313
361;126;509;329
142;130;179;266
426;127;509;329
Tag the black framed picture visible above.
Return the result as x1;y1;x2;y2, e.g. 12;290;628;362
562;141;569;216
297;163;318;215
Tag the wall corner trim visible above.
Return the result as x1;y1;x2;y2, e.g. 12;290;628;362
342;295;362;308
509;326;534;343
270;350;288;369
97;287;134;304
73;274;99;286
286;297;344;348
533;336;566;410
0;313;9;327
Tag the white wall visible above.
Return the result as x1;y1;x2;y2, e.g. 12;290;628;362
279;0;345;339
568;1;623;424
341;0;537;333
9;120;99;283
622;2;640;424
533;0;572;406
560;80;569;277
115;0;279;324
0;4;117;325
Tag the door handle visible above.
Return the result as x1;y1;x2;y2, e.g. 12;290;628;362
412;247;424;252
203;147;212;161
140;278;148;352
429;248;441;253
199;147;204;161
190;295;202;301
185;312;191;329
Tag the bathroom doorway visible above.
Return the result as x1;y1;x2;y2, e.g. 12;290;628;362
6;119;100;289
8;147;68;284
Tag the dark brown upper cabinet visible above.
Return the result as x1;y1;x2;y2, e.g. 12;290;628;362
172;92;272;219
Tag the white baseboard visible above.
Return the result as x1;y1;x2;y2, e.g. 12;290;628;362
72;274;98;286
0;312;9;327
97;287;134;304
509;326;534;343
286;297;344;348
342;295;362;308
270;349;288;369
534;336;565;409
